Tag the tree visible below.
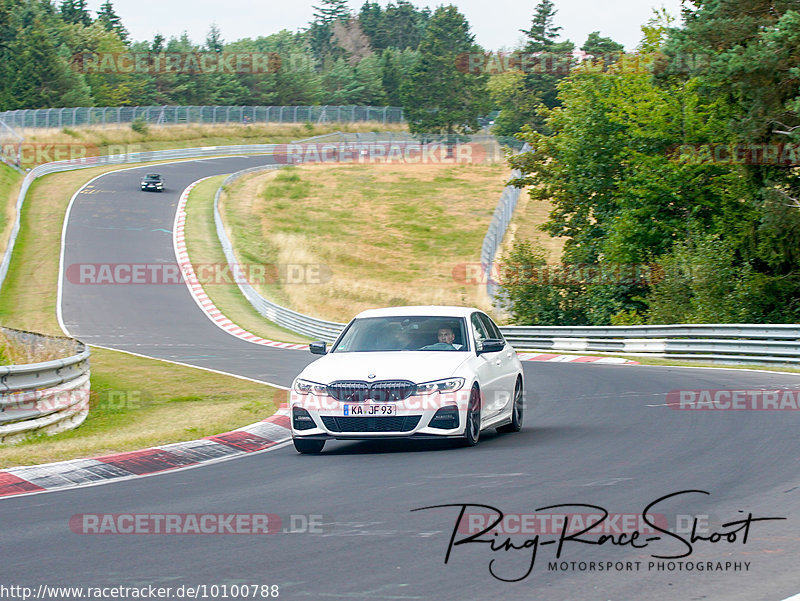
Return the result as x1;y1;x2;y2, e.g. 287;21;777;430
332;18;372;65
59;0;91;26
307;0;351;63
205;23;224;52
491;0;574;135
504;55;751;324
381;47;418;106
520;0;561;53
580;31;623;58
358;1;384;48
400;5;488;135
96;1;128;42
9;17;92;107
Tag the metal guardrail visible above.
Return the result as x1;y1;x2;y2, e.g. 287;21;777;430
481;143;529;301
500;324;800;364
0;327;90;443
0;105;405;131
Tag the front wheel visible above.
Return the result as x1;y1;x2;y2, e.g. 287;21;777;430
497;379;523;433
457;386;481;447
293;438;325;454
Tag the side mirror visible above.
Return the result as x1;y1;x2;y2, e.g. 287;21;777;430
309;341;327;355
478;339;505;354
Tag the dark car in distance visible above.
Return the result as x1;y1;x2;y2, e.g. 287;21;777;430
140;173;164;192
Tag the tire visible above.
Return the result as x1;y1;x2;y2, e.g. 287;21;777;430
293;438;325;454
457;385;481;447
497;379;523;433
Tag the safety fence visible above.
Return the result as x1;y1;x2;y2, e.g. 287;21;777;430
0;105;405;131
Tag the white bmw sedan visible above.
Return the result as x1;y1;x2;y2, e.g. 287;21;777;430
290;306;524;453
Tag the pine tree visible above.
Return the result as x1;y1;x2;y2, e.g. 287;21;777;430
59;0;91;27
307;0;351;63
205;23;224;52
96;1;128;42
520;0;561;53
400;6;488;135
492;0;574;135
312;0;350;25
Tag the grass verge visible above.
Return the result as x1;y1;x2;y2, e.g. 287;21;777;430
0;160;285;465
220;162;511;323
18;122;407;166
0;163;24;271
0;347;286;467
184;176;311;343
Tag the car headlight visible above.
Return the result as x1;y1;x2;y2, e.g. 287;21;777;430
293;379;328;395
415;378;464;394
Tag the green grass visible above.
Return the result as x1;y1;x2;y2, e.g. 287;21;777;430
218;162;510;321
20;122;408;165
0;347;286;467
0;162;287;465
0;162;23;256
184;176;310;343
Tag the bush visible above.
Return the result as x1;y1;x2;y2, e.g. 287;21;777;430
131;118;149;134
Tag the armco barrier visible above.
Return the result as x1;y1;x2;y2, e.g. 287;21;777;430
0;327;90;443
500;324;800;364
480;143;529;301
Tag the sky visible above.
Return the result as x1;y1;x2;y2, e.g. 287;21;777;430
84;0;686;52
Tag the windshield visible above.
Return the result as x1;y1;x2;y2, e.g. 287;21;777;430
332;316;469;353
144;174;161;180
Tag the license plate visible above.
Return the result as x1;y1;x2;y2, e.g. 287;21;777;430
343;404;396;416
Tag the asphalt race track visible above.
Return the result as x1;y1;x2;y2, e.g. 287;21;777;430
2;156;800;600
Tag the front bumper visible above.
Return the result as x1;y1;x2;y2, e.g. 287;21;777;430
290;390;470;440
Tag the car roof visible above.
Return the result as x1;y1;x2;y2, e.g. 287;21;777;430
353;305;481;319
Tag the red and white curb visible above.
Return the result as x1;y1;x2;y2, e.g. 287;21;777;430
518;353;638;365
172;178;308;350
0;406;292;498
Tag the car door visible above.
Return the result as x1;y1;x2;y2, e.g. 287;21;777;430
470;312;503;419
478;313;518;414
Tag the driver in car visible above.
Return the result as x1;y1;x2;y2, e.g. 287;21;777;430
421;326;464;350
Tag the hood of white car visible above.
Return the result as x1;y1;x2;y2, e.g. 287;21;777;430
297;351;471;385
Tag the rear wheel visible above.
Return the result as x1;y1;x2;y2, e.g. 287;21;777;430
293;438;325;454
497;379;523;433
457;385;481;447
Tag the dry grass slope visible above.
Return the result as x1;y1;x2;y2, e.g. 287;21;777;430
221;162;512;322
